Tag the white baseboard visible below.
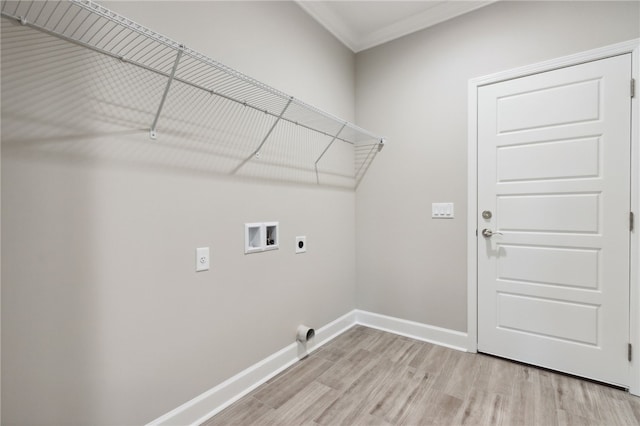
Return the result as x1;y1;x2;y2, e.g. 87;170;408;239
147;311;357;426
148;309;467;426
354;310;469;352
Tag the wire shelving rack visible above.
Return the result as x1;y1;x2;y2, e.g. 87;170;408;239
1;0;385;187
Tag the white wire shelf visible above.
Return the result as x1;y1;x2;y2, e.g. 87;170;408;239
1;0;385;187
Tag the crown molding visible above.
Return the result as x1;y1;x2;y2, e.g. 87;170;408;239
356;1;496;52
296;1;497;53
296;1;360;51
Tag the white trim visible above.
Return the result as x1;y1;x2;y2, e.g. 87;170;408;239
352;1;496;53
147;311;357;426
147;309;468;425
630;43;640;396
295;1;496;53
470;39;640;88
295;1;358;52
355;310;468;352
467;38;640;392
467;76;479;354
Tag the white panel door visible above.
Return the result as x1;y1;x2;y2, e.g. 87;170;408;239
477;54;632;386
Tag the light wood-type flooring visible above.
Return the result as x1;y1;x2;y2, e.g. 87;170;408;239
202;326;640;425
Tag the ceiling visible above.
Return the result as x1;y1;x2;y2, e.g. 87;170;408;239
296;1;498;53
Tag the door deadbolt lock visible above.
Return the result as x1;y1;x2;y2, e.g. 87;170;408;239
482;210;492;220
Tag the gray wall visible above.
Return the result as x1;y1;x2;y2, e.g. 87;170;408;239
1;2;356;425
355;1;640;332
3;1;640;425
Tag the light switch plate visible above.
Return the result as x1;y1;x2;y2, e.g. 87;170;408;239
432;202;454;219
196;247;210;272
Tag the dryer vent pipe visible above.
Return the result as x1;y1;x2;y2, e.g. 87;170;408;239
296;325;315;343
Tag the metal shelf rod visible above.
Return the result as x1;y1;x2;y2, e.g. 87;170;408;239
150;47;183;139
232;97;294;174
315;123;347;184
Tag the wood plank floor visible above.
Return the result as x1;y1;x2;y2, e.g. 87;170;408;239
202;326;640;425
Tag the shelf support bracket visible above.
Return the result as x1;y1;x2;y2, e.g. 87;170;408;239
232;97;293;174
314;123;347;184
149;46;183;139
355;143;379;184
353;138;385;187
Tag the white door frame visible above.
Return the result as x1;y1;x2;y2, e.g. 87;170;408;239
467;39;640;394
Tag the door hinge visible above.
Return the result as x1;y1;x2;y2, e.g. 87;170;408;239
632;79;636;98
631;212;635;232
629;343;633;362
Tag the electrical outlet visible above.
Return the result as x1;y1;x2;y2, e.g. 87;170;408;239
296;236;307;254
196;247;210;272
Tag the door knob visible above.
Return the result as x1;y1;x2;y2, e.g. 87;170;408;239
482;228;503;238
